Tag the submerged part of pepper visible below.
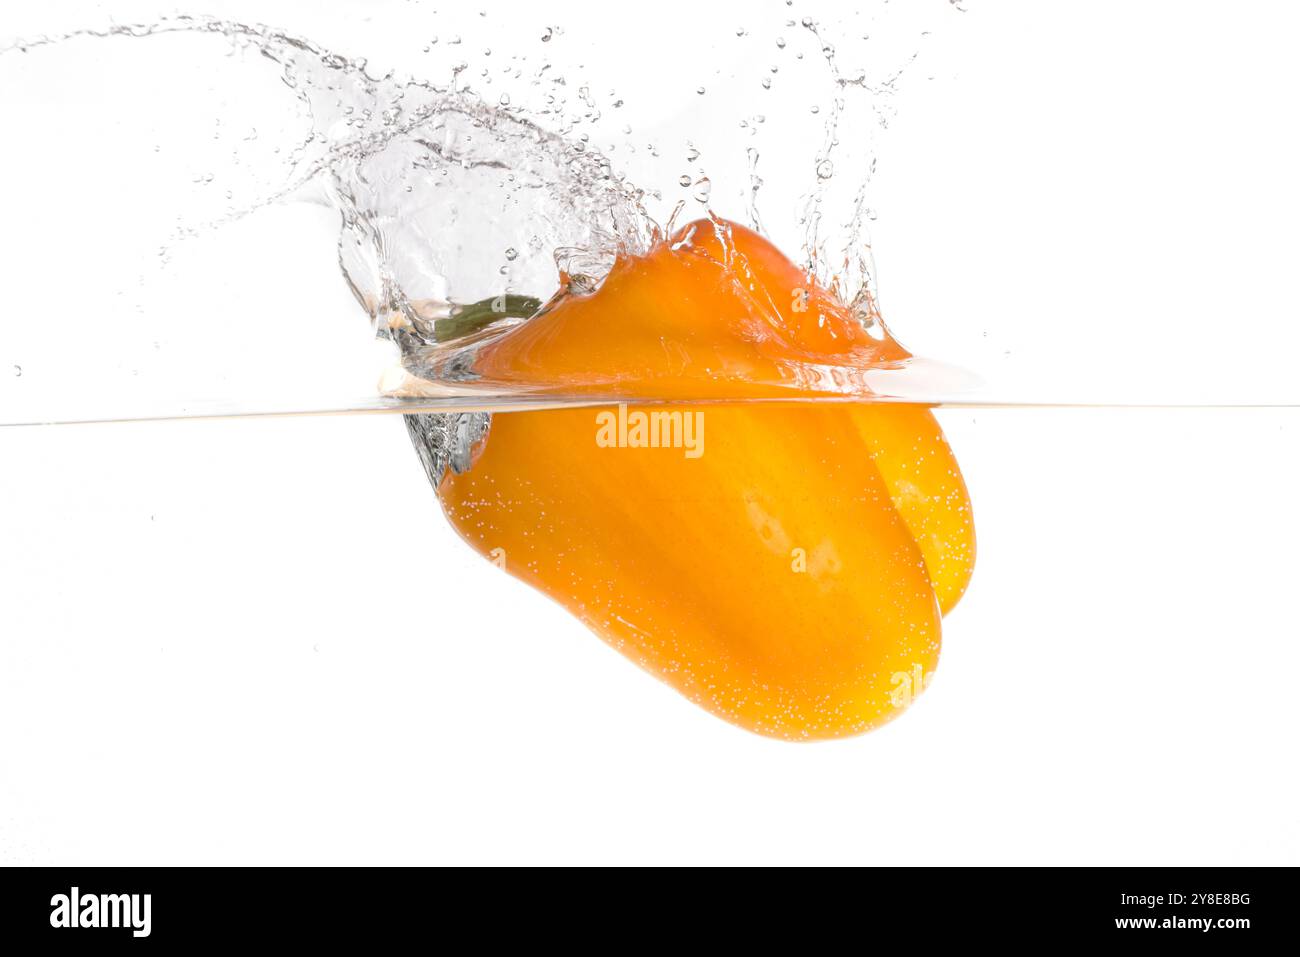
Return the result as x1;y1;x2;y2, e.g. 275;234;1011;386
421;218;974;740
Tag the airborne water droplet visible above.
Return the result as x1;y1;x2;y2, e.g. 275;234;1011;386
816;160;834;180
505;247;518;261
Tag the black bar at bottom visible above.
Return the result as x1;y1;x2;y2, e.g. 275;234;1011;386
0;865;1287;946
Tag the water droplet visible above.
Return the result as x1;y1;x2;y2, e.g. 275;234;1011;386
696;86;706;95
776;37;786;49
761;77;771;90
810;104;820;114
541;28;553;42
678;174;692;187
505;247;518;261
499;92;511;106
693;176;712;203
816;160;834;180
12;365;21;377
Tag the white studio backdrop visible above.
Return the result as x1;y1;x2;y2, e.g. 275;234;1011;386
2;0;1298;865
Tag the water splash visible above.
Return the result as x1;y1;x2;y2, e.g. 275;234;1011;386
0;6;954;469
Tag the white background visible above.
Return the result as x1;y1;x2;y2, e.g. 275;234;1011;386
2;1;1299;865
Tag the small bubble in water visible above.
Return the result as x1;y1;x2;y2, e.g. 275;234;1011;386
505;247;518;261
816;160;834;179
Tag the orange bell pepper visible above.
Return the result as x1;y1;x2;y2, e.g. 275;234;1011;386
434;218;974;739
